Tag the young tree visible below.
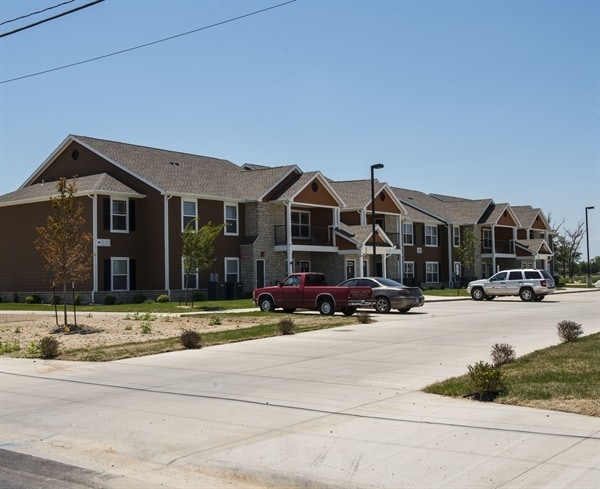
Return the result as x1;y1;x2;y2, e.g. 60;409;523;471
553;222;585;277
35;178;92;325
456;228;477;284
181;220;225;305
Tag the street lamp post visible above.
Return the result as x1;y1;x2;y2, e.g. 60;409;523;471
585;206;594;287
371;163;384;276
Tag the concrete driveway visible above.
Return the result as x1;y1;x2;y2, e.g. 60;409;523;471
1;290;599;488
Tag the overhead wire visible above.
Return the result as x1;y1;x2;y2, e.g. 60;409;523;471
0;0;105;38
0;0;297;85
0;0;76;26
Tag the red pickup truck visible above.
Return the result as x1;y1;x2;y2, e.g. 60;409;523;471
253;272;374;316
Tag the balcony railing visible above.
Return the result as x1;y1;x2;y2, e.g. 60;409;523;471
274;225;332;246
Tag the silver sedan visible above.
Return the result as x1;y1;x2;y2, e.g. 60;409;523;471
338;277;425;313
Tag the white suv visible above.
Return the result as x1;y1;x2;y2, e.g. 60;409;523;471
467;269;556;302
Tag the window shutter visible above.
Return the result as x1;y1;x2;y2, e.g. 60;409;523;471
103;259;111;291
103;198;110;230
129;200;136;232
130;259;136;290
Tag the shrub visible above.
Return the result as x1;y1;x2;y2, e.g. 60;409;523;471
180;329;202;349
192;291;205;302
0;296;3;303
557;320;583;343
74;295;81;306
50;295;62;305
209;316;221;326
104;295;116;305
132;294;147;304
156;294;170;303
490;343;516;367
39;336;60;359
25;294;42;304
355;311;372;324
278;317;295;335
0;339;20;354
467;361;505;401
13;293;19;303
140;322;152;334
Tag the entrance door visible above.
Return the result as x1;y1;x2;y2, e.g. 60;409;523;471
256;259;265;288
346;260;355;279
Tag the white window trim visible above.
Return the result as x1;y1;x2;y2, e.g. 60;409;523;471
403;222;414;246
111;257;129;291
425;225;438;247
224;203;239;236
453;226;460;247
291;210;311;239
181;257;199;289
404;261;415;278
182;200;197;231
111;198;129;233
425;261;439;283
482;229;492;249
225;257;239;283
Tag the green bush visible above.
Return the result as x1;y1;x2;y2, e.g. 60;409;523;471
140;322;152;334
132;294;147;304
13;293;19;303
156;294;170;303
209;316;221;326
490;343;516;366
39;336;60;359
25;295;42;304
180;329;202;349
278;317;295;335
50;295;62;305
104;295;116;305
192;291;205;302
74;295;82;306
557;320;583;343
467;361;505;401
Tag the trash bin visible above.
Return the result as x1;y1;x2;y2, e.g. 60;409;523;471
208;282;226;300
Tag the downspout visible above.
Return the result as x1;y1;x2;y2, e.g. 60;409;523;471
399;216;404;283
164;195;172;295
447;224;453;289
286;201;293;274
88;195;98;303
491;224;496;273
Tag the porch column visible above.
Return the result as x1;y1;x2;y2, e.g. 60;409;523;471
88;195;98;303
286;202;293;275
164;195;171;293
491;225;496;273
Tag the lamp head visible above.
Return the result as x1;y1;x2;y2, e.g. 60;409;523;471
371;163;384;170
585;206;595;211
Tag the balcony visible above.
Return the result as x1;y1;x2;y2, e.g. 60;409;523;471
481;240;515;254
274;225;332;246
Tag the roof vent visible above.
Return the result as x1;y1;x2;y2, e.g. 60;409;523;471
169;161;179;166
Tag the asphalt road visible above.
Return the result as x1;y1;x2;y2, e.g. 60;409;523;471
1;290;599;489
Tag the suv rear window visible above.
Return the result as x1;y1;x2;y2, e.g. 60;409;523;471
524;271;541;279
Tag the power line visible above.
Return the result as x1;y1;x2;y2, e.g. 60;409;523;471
0;0;297;85
0;0;105;38
0;1;76;26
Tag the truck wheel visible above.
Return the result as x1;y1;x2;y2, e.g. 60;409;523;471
533;295;544;302
342;307;356;316
470;287;485;301
318;299;334;316
519;287;534;302
484;295;496;301
375;297;391;313
259;297;275;312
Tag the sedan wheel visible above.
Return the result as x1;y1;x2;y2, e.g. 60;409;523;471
398;307;411;314
375;297;391;313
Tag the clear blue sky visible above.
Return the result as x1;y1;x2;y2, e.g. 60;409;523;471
1;0;599;258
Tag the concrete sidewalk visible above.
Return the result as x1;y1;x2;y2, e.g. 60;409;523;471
1;291;599;488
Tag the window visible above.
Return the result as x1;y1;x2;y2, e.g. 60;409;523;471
183;200;197;230
291;210;310;239
299;260;310;272
425;225;438;246
112;258;129;290
225;204;238;235
482;229;492;250
453;226;460;247
403;223;414;245
225;257;239;283
453;261;461;277
404;261;415;279
112;199;128;232
425;262;439;283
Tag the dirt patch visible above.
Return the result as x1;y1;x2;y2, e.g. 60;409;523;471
0;311;334;354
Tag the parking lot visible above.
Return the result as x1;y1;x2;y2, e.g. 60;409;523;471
1;290;599;488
